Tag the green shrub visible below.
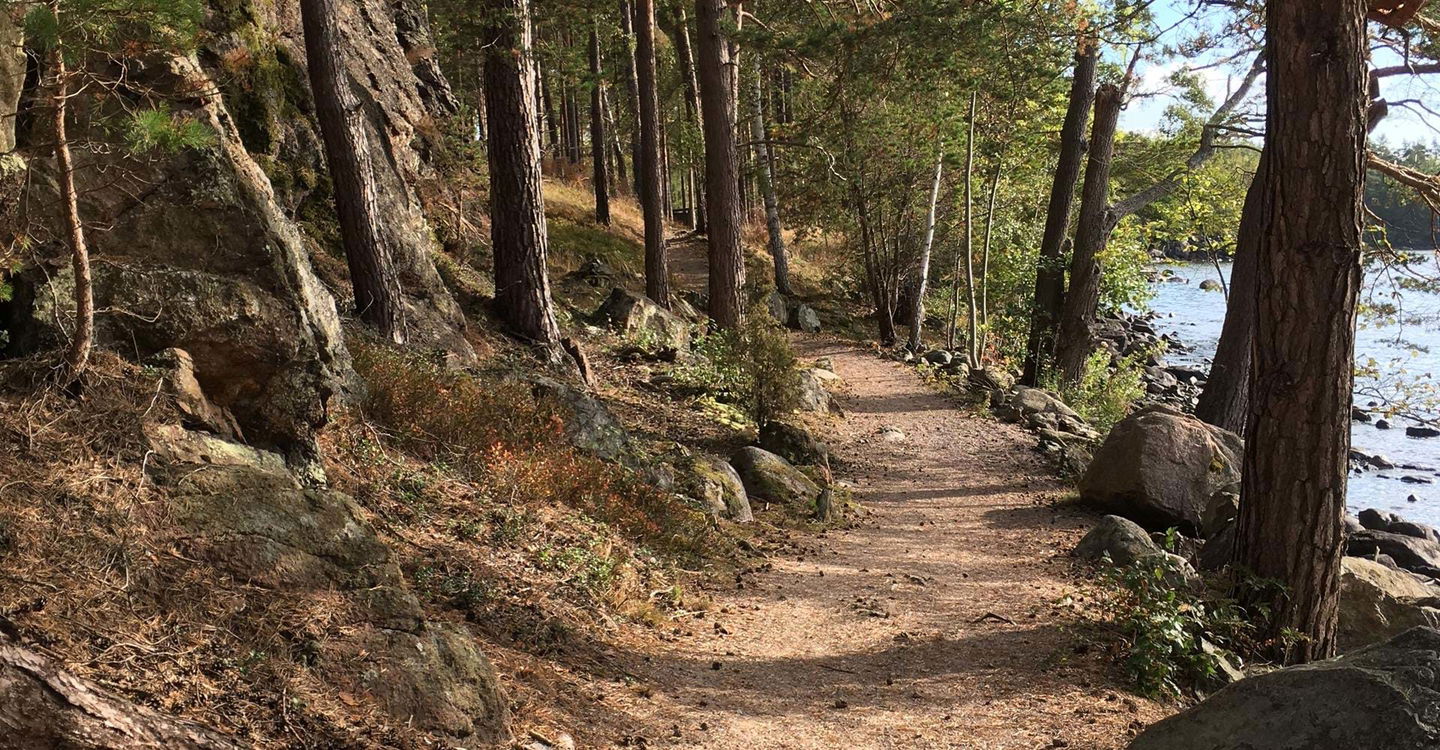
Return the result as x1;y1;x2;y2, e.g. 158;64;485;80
681;314;802;427
1051;349;1147;434
1095;543;1254;699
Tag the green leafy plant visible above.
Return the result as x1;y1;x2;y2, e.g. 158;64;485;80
678;314;802;427
1095;551;1253;699
1049;349;1147;433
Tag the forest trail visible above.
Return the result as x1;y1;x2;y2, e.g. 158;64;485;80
615;336;1170;749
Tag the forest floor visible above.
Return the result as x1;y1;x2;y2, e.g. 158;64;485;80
594;327;1171;748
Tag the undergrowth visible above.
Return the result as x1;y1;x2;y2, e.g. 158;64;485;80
1093;537;1260;700
673;314;801;428
1050;349;1147;433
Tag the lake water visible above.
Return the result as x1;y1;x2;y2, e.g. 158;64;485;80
1146;262;1440;524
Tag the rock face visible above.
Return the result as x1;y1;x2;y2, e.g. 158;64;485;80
759;419;829;466
530;377;631;461
1129;627;1440;750
1339;557;1440;652
1080;406;1243;534
593;288;692;351
5;0;475;445
730;446;822;508
162;457;510;743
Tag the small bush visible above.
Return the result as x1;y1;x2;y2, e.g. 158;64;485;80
680;314;802;427
1051;349;1147;434
1095;544;1253;699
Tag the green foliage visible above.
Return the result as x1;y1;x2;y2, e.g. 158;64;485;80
25;0;203;56
682;315;802;428
123;105;214;153
1049;349;1145;433
1096;551;1252;699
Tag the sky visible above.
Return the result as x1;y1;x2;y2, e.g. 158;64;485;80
1116;0;1438;147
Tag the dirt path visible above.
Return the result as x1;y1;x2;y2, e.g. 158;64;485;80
617;337;1168;749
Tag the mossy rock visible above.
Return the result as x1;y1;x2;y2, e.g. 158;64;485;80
730;446;821;508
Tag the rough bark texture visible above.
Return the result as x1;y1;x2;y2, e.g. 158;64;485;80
589;26;611;225
1194;152;1266;435
484;0;562;351
1234;0;1367;664
301;0;406;344
1021;40;1096;386
1053;83;1122;385
0;1;22;154
695;0;744;328
635;0;670;306
0;640;240;749
750;67;788;295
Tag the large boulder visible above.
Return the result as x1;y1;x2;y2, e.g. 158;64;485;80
795;368;834;413
592;288;691;352
1074;515;1162;566
677;453;752;522
730;446;822;508
1348;529;1440;576
1339;557;1440;652
1079;406;1243;534
788;303;822;333
758;419;829;466
529;377;631;461
164;461;511;742
1129;627;1440;750
993;386;1079;423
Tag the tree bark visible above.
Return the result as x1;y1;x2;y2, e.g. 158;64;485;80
634;0;670;305
906;143;944;352
0;640;239;749
695;0;744;328
1195;152;1266;434
484;0;563;353
619;0;643;195
589;26;611;226
301;0;406;344
1234;0;1366;664
667;1;707;233
1053;83;1123;385
749;66;788;295
1021;38;1096;386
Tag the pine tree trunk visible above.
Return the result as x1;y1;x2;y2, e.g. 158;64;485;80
906;144;944;352
48;38;92;375
749;67;789;295
1021;38;1096;385
668;1;707;233
1234;0;1366;664
695;0;744;328
589;26;611;226
484;0;562;353
619;0;643;196
1053;83;1122;385
301;0;405;344
540;69;559;161
634;0;670;306
1195;152;1267;434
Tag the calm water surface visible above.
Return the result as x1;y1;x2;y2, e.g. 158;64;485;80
1146;262;1440;524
